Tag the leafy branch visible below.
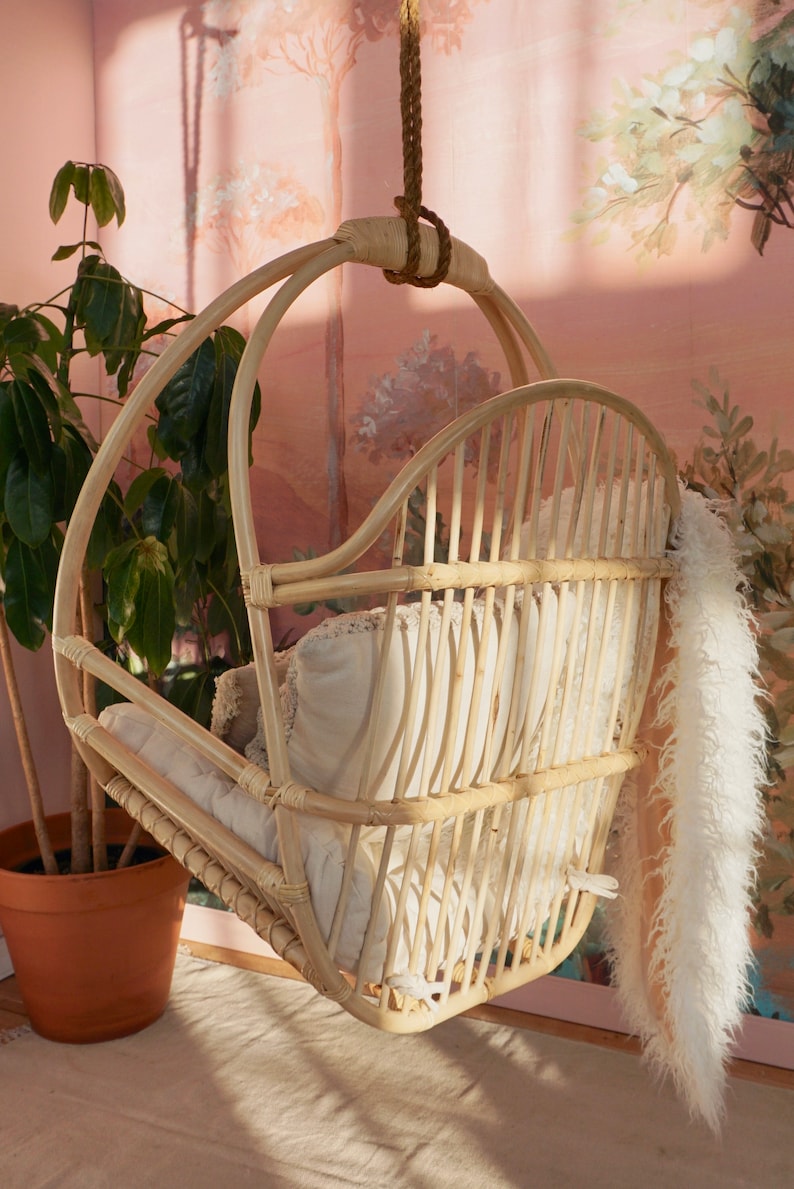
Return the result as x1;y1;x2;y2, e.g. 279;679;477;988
571;9;794;257
682;369;794;932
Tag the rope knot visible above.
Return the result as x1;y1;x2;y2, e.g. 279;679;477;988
567;866;620;900
385;970;446;1011
382;0;452;290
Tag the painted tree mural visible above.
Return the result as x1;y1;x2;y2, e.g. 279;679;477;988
199;0;488;550
189;160;324;327
572;2;794;258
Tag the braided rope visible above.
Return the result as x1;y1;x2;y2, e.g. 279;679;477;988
383;0;452;288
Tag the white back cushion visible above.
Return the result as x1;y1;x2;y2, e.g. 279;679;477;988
248;595;563;802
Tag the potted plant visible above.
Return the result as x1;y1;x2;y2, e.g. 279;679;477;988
0;162;256;1041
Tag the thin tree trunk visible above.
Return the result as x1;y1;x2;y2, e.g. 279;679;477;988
0;604;58;873
68;745;91;875
68;590;92;874
319;71;349;550
80;573;107;872
118;821;144;870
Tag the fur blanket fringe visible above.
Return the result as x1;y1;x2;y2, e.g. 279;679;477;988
607;487;767;1131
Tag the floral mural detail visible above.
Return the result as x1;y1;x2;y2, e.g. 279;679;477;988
572;4;794;257
352;330;501;468
190;160;324;276
351;331;502;568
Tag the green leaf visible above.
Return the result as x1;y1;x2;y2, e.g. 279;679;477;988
206;582;242;640
142;473;180;542
0;385;22;496
71;164;89;205
123;539;176;677
179;426;212;490
51;240;102;262
221;509;239;589
154;336;216;458
2;535;59;650
1;314;45;351
173;484;198;565
165;664;215;727
88;166;117;228
204;369;232;477
173;559;201;625
26;368;62;443
103;539;142;635
48;444;68;522
48;162;75;224
26;312;64;375
102;280;145;392
74;257;124;350
208;582;249;665
4;452;55;546
142;314;192;341
123;467;169;520
146;424;169;461
55;380;98;448
194;490;221;564
57;424;94;519
210;325;261;454
204;335;240;478
85;482;123;572
114;342;142;399
101;166;126;227
9;378;54;477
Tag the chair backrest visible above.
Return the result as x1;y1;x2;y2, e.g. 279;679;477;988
248;383;676;796
239;379;678;1010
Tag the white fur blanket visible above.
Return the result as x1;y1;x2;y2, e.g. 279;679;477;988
607;487;767;1131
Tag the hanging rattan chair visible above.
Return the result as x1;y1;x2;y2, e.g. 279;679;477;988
52;214;680;1029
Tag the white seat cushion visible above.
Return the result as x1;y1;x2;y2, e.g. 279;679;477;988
100;702;594;986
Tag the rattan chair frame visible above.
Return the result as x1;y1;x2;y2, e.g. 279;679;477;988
53;217;679;1031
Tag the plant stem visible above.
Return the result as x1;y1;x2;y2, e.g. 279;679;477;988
68;744;91;875
80;574;108;872
117;821;144;870
0;604;58;873
67;587;92;874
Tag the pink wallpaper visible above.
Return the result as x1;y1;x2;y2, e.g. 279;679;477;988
91;0;793;568
1;0;96;826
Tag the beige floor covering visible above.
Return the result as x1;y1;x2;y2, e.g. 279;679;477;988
0;952;791;1189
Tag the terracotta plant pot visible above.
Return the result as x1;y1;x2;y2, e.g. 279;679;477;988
0;809;190;1043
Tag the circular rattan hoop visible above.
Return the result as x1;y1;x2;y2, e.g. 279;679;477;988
53;216;678;767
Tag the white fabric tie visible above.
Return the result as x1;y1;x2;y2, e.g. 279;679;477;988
385;972;446;1011
567;866;619;899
